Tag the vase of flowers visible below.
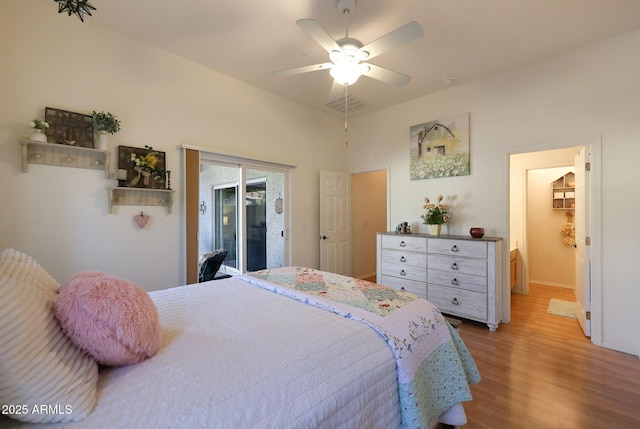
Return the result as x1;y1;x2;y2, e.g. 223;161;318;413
28;119;49;142
92;110;121;150
421;194;449;236
129;145;164;187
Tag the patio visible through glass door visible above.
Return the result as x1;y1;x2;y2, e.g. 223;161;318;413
199;162;286;274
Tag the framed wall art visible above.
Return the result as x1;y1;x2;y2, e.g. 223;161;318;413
44;107;94;148
409;113;470;180
117;145;166;189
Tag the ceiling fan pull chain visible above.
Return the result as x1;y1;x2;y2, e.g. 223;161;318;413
344;84;349;149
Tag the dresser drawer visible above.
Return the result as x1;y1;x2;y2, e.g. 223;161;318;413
381;262;426;283
381;249;427;267
428;239;487;258
381;235;427;252
428;254;487;276
428;269;487;293
379;275;427;299
428;284;487;321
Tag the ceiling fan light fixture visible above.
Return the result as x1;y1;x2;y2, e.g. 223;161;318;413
330;60;368;86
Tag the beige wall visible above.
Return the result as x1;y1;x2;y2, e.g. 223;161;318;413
346;30;640;356
0;0;343;290
2;1;639;357
351;170;387;279
527;167;576;288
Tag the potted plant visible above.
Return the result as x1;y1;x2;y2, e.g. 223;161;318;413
92;110;121;150
27;118;49;142
420;194;449;236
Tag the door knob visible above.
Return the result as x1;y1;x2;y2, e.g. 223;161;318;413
321;235;329;240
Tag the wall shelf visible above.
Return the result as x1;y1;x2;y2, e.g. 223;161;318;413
20;140;110;178
108;187;175;214
552;172;575;209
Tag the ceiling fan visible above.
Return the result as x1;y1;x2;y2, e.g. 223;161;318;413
274;0;424;102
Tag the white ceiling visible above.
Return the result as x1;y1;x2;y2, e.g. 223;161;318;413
85;0;640;118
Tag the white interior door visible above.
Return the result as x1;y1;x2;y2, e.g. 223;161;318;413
574;147;591;337
319;170;351;275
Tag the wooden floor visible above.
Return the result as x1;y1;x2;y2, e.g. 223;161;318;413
457;283;640;428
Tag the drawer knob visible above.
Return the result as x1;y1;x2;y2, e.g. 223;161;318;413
451;297;459;305
451;278;459;285
400;269;406;276
451;245;459;252
451;262;459;270
400;241;406;247
400;256;406;262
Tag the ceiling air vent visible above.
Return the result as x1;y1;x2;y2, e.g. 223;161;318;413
326;95;367;113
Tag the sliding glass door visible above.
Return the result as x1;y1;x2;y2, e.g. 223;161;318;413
198;159;288;275
214;184;238;269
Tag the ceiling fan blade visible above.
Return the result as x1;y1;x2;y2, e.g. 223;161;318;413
273;62;333;77
363;63;411;87
297;19;342;53
328;79;346;102
360;21;424;60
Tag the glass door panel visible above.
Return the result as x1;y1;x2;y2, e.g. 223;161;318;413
215;186;237;269
245;180;266;271
246;168;285;271
199;160;287;275
199;162;239;274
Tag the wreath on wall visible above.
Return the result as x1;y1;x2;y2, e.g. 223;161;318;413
560;211;575;247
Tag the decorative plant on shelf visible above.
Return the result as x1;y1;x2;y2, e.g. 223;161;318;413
91;110;121;134
129;145;164;187
27;118;50;142
28;119;49;130
421;194;450;225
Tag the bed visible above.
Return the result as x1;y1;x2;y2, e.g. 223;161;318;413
0;251;479;429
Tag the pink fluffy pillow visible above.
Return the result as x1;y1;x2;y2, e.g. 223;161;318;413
55;271;163;366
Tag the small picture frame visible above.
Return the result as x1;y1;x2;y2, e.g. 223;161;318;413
117;145;166;189
44;107;94;148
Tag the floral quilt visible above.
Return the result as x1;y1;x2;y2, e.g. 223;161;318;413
240;267;480;429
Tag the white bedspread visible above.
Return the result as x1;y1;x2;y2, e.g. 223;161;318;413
1;277;401;429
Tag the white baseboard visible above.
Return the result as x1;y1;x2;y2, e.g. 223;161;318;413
355;272;376;280
529;280;575;289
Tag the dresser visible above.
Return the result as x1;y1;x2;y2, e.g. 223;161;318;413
377;232;503;331
377;234;428;298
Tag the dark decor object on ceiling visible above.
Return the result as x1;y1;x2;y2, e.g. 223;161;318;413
44;107;94;148
55;0;96;22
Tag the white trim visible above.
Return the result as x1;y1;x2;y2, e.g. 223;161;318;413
505;136;602;347
528;280;576;289
187;146;293;274
181;144;296;169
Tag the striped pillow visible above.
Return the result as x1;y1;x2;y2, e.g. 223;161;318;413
0;249;98;423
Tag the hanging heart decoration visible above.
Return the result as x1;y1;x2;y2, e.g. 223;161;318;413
134;212;150;229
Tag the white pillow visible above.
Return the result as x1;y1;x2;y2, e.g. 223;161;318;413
0;249;98;423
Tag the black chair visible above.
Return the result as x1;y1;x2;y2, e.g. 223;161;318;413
198;249;228;282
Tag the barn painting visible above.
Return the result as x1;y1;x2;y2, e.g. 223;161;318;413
409;113;470;180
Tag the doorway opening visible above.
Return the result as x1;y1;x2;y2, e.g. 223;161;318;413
351;169;387;280
508;141;600;344
201;163;285;275
212;179;268;272
186;148;292;280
